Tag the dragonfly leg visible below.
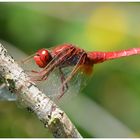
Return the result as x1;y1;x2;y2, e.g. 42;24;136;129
30;77;43;82
31;70;39;73
59;68;68;90
29;69;50;82
30;75;48;82
25;70;41;81
59;68;78;100
57;53;86;100
57;68;68;100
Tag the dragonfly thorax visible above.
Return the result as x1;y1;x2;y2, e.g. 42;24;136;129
60;53;84;68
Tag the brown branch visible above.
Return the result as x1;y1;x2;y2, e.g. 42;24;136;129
0;43;82;138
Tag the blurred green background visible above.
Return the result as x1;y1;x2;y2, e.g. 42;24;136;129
0;2;140;138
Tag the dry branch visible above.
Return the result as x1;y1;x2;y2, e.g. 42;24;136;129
0;43;82;138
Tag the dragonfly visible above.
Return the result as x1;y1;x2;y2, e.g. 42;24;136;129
1;43;140;101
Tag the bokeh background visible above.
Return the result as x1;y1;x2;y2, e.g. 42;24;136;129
0;2;140;138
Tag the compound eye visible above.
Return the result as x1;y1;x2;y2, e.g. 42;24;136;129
41;50;48;55
40;49;50;62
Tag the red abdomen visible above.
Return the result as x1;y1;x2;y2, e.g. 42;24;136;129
87;48;140;64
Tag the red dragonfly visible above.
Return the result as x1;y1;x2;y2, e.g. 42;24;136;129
0;43;140;101
21;43;140;100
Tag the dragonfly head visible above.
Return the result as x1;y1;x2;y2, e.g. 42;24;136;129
34;48;51;68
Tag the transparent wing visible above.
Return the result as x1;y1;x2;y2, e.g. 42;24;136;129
37;65;90;101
